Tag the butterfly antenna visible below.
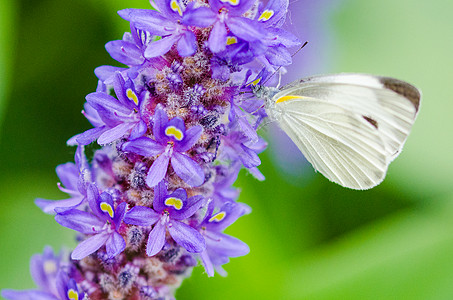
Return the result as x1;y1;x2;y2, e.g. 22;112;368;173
292;41;308;58
262;41;309;86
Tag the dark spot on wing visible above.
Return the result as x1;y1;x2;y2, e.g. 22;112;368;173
363;116;378;129
380;77;421;112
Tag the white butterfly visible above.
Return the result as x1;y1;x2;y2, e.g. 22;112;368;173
253;73;421;190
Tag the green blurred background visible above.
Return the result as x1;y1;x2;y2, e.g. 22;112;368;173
1;0;452;299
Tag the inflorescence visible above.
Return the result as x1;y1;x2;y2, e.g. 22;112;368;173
2;0;300;298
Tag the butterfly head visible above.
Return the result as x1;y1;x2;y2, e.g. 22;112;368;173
250;84;279;108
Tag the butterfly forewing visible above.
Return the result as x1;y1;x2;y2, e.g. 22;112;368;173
268;73;420;189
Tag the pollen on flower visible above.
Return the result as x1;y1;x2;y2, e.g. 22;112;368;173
111;158;132;179
126;226;145;250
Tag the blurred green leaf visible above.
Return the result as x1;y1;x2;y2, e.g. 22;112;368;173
285;193;453;300
0;0;16;132
0;172;76;292
87;0;151;34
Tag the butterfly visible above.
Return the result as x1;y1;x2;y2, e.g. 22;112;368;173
253;73;421;190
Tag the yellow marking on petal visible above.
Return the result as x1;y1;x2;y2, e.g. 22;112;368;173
246;77;261;87
209;211;226;222
220;0;240;6
275;95;305;104
43;260;57;274
126;88;139;105
258;10;274;21
226;36;238;45
100;202;114;218
67;289;79;300
170;0;183;16
165;197;183;210
165;126;184;141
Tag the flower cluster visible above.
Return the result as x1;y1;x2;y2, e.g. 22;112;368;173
3;0;299;298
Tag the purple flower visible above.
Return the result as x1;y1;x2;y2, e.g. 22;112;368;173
95;24;170;86
105;24;148;68
123;108;204;187
71;73;147;145
55;184;126;260
210;40;254;80
35;146;89;214
3;0;310;297
211;165;241;206
198;201;250;276
119;0;197;58
124;181;206;256
1;247;84;300
183;0;266;53
250;0;301;69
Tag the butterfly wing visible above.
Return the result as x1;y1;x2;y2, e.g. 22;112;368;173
267;73;420;190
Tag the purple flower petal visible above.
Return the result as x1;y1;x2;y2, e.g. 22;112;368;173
236;143;261;168
266;28;301;48
86;184;103;218
171;195;205;220
35;196;84;215
55;163;78;192
74;126;108;146
146;150;171;187
71;233;110;260
206;231;249;257
118;9;175;36
146;218;167;256
55;210;105;234
105;40;144;66
55;271;69;300
152;180;167;213
86;93;130;125
203;201;248;231
1;290;58;300
106;231;126;258
175;125;202;152
257;0;288;27
113;202;127;228
112;73;130;107
209;0;255;15
144;35;179;58
95;65;126;83
152;108;169;142
177;31;197;57
130;119;148;140
171;152;204;187
29;254;49;292
98;122;137;145
248;166;265;181
158;187;188;216
124;206;160;226
226;17;265;42
199;249;214;277
168;220;205;253
208;21;228;53
123;137;165;157
154;0;185;21
264;45;292;66
182;6;216;27
166;117;186;137
232;106;259;143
